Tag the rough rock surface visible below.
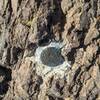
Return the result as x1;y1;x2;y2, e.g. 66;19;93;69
0;0;100;100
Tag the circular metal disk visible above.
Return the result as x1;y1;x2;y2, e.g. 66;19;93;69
40;47;65;67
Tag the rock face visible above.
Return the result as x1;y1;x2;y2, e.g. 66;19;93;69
0;0;100;100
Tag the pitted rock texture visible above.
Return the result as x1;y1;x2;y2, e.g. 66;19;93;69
0;0;100;100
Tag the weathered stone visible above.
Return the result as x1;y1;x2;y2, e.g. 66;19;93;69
0;0;99;99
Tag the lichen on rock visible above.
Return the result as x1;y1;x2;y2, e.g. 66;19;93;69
0;0;100;99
